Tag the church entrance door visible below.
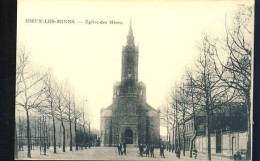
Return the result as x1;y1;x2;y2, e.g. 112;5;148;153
124;129;133;144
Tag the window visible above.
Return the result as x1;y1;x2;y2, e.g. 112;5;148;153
128;69;132;78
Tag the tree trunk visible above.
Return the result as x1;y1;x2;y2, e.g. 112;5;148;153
43;116;47;155
39;116;42;154
46;124;50;149
59;124;61;148
206;109;211;161
52;116;56;153
37;120;39;147
245;92;251;160
83;126;87;149
75;120;78;150
15;123;18;159
61;120;66;152
178;124;181;151
25;109;31;158
189;114;197;158
189;131;197;158
34;120;36;149
169;133;171;152
182;123;186;156
88;124;91;148
172;125;175;153
69;120;72;151
18;115;23;151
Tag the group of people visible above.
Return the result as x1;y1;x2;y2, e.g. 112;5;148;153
138;144;155;157
117;142;127;156
116;142;199;159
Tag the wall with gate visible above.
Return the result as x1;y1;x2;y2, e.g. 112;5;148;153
194;131;248;156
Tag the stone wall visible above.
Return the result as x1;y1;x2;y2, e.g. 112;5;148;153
194;131;248;156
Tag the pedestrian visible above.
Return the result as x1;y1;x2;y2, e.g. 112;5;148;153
234;151;242;161
139;144;144;157
176;147;180;159
145;145;150;157
123;142;127;155
150;145;154;158
117;142;122;156
193;149;198;159
160;144;165;158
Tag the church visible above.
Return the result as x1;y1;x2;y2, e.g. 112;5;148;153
100;21;160;147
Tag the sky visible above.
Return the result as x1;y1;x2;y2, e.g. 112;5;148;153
17;0;253;135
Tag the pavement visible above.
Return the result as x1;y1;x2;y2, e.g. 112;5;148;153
17;146;233;160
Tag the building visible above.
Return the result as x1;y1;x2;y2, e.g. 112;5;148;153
177;102;248;157
100;21;160;147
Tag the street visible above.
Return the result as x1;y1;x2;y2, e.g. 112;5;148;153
17;146;232;160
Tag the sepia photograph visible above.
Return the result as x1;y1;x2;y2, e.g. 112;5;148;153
15;0;254;160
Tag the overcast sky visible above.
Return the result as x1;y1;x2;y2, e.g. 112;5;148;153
17;0;253;134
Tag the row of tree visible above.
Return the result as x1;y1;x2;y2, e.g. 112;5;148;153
160;6;252;161
15;46;93;158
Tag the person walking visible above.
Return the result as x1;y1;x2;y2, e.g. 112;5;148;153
117;142;122;156
123;142;127;155
150;145;154;158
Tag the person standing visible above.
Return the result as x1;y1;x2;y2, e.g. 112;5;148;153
145;145;150;157
150;145;154;158
176;147;180;159
123;142;127;155
160;144;165;158
117;142;122;156
139;144;144;157
193;149;198;159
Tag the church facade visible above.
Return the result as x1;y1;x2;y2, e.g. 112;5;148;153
100;22;160;147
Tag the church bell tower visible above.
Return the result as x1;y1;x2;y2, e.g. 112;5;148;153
100;20;160;147
121;20;139;88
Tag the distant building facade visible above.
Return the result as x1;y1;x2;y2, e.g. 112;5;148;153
100;22;160;147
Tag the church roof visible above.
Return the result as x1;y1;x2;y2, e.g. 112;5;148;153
143;102;159;112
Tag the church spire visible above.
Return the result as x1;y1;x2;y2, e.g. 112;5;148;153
127;18;135;46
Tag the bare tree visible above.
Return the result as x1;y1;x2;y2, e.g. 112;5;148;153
185;69;202;158
169;85;181;152
176;82;190;156
42;115;47;155
210;6;253;159
192;37;236;161
63;86;73;151
86;104;92;148
43;73;58;153
82;100;87;149
55;84;66;152
160;98;174;151
16;46;46;158
72;99;82;151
